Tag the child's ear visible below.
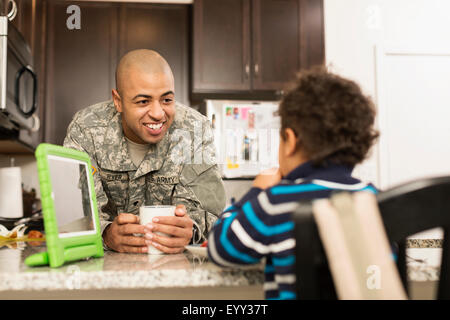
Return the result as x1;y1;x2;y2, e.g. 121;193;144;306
283;128;298;157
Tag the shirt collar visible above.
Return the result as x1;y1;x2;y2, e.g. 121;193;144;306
284;160;354;181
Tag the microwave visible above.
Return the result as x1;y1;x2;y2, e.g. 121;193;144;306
0;14;39;144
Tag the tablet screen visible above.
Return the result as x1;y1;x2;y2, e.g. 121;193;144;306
47;155;96;237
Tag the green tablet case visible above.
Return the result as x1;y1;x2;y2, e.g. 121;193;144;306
25;143;104;268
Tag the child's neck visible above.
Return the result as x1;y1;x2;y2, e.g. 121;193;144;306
282;153;309;177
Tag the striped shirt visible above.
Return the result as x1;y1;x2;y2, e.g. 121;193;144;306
207;161;377;300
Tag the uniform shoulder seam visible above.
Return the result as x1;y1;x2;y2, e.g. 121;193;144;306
71;100;117;128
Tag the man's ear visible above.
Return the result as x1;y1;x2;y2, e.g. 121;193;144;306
284;128;298;157
112;89;122;113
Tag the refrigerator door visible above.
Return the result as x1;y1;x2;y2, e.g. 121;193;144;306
205;100;280;178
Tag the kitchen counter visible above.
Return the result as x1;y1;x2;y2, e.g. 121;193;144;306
0;240;441;300
407;239;442;248
406;238;442;282
406;242;442;282
0;244;264;299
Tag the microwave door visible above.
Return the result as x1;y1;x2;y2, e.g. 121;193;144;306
0;17;38;131
15;65;37;118
5;51;37;130
0;16;7;112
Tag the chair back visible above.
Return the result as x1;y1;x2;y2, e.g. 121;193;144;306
294;176;450;299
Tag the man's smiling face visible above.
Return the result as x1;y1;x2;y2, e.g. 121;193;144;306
113;67;176;145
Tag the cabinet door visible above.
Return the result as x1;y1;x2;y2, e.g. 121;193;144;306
299;0;325;70
45;2;119;145
252;0;324;91
193;0;251;92
252;0;301;90
118;4;189;105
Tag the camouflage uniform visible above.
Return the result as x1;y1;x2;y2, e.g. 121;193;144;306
63;100;226;246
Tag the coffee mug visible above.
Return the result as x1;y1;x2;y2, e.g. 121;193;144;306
139;205;175;254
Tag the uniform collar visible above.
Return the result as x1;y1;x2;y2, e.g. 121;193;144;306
133;133;170;180
101;110;136;172
284;160;354;182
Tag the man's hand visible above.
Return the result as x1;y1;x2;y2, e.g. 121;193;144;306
103;213;148;253
143;204;193;254
252;167;282;189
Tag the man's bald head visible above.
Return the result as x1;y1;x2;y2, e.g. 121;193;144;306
115;49;174;93
112;49;176;145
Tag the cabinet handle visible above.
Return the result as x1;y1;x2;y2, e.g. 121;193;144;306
245;64;250;78
276;90;285;98
254;64;259;76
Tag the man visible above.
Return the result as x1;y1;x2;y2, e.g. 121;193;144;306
64;49;226;253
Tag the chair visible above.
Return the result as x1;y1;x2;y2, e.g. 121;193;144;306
293;176;450;299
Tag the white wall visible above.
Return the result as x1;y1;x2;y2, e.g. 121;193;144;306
324;0;450;240
324;0;450;191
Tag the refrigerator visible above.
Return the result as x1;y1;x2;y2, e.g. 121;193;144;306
203;100;281;179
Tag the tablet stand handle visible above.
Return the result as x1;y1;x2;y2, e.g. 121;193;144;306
64;244;98;262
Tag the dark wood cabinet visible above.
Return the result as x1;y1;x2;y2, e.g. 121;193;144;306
45;2;117;145
252;0;301;90
193;0;324;96
193;0;251;92
298;0;325;71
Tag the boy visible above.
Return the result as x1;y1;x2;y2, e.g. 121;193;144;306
207;68;379;300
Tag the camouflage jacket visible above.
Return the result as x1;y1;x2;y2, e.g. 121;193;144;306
63;100;226;245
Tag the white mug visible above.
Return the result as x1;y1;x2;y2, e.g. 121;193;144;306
139;205;175;254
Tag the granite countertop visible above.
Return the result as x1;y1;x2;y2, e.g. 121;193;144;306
406;239;442;248
0;244;264;292
406;239;442;282
407;260;440;282
0;239;441;295
404;238;442;282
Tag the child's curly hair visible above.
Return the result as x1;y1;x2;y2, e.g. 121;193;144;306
279;67;379;167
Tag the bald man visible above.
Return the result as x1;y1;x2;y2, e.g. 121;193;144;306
63;49;226;253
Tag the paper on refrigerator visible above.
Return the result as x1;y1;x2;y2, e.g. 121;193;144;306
209;101;280;178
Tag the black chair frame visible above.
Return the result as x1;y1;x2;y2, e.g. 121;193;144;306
294;176;450;299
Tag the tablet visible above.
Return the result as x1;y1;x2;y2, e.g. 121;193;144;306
25;143;104;268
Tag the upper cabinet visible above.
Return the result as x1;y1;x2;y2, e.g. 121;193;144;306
252;0;301;91
193;0;251;92
192;0;324;97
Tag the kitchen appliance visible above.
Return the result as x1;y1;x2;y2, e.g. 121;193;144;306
203;99;280;179
0;0;39;147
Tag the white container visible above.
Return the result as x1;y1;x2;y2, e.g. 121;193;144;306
139;205;175;254
0;167;23;218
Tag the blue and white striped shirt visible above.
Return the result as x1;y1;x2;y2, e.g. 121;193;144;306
207;161;377;300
